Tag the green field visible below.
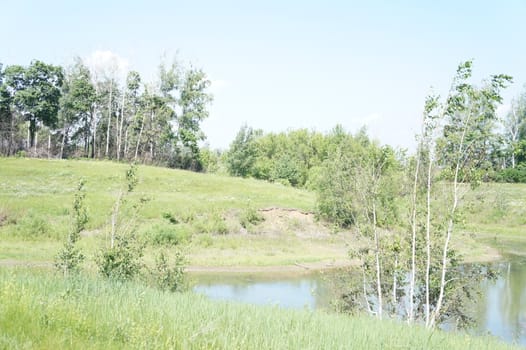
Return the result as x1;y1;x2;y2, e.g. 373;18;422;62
0;157;351;268
0;268;518;350
1;157;526;269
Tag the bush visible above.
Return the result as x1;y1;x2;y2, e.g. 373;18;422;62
13;213;55;239
239;206;264;229
152;250;186;292
147;224;191;246
492;165;526;183
97;234;144;281
162;212;179;224
194;213;229;234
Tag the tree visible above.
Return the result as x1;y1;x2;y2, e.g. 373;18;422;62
0;63;16;155
324;61;510;328
58;59;96;158
175;67;213;169
226;125;262;177
116;70;141;161
430;61;511;326
54;179;88;276
503;89;526;168
97;163;145;281
3;61;63;149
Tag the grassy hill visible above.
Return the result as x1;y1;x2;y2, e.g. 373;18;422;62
0;157;349;268
1;157;526;269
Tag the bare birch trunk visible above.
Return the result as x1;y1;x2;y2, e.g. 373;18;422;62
105;80;113;157
408;139;421;323
60;127;66;159
430;108;472;328
117;92;126;161
134;112;146;161
123;127;129;160
372;202;382;319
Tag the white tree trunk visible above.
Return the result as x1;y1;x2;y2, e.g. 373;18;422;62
424;146;433;327
105;80;113;157
117;92;126;161
408;139;421;323
372;202;382;319
134;113;146;161
430;107;472;328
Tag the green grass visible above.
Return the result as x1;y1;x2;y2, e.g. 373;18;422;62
1;158;333;267
2;158;526;267
0;268;518;350
458;182;526;258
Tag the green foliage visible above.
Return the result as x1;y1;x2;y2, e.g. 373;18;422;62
54;179;88;275
97;163;144;281
437;60;512;181
153;250;186;292
226;124;262;177
96;234;144;281
13;213;53;239
147;223;191;246
225;126;330;187
194;213;229;234
240;205;265;229
492;164;526;183
125;162;138;192
314;127;401;228
54;242;84;276
162;211;179;224
3;61;64;148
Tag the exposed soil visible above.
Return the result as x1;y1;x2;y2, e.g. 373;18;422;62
249;207;334;238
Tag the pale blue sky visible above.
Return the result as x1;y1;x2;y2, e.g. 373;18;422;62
2;0;525;150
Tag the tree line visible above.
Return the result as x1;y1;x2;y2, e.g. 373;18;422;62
0;58;212;170
221;83;526;185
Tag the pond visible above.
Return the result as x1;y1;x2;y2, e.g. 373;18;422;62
193;258;526;347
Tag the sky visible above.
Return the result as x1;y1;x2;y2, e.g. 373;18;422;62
2;0;525;151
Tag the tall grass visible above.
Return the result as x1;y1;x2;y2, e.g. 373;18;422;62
0;268;517;349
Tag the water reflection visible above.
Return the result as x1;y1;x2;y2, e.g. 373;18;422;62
192;259;526;346
193;273;333;310
476;259;526;345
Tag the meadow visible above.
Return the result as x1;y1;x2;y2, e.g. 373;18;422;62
1;157;525;269
0;268;519;350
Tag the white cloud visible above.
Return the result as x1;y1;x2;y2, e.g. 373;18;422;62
85;50;129;81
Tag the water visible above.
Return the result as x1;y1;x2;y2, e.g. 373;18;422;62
193;259;526;346
193;273;332;310
474;260;526;345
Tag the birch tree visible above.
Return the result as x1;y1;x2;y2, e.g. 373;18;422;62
429;61;511;327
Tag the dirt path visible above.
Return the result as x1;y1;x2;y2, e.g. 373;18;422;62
0;258;354;274
186;259;354;274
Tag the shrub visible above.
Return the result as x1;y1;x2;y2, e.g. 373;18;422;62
153;250;186;292
194;213;229;234
239;206;264;229
97;234;144;281
148;224;191;246
492;165;526;183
